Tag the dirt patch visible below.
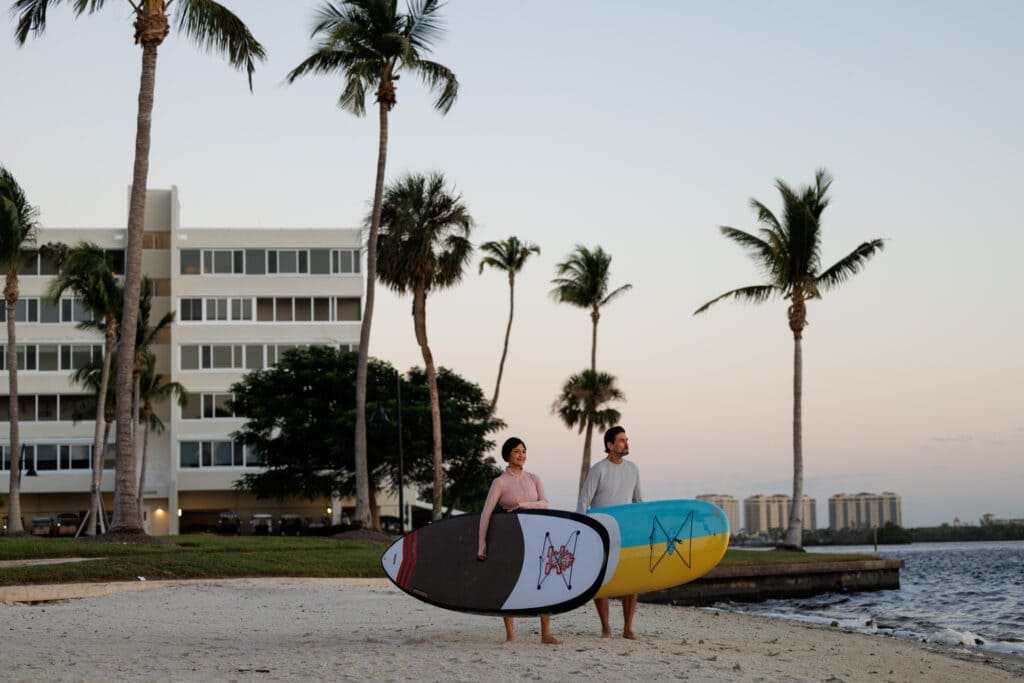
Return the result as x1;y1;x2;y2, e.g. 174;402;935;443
330;528;397;544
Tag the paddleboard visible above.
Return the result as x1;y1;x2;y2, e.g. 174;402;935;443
381;509;610;616
587;499;730;598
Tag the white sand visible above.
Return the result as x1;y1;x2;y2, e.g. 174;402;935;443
2;578;1020;682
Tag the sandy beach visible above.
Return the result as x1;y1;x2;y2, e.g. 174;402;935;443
1;578;1020;682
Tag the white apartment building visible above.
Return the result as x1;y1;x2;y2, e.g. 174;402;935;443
0;187;381;535
696;494;739;534
829;492;903;530
743;493;817;535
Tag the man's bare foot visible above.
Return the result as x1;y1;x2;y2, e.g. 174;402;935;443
601;627;612;638
623;630;638;640
541;635;562;645
504;636;515;644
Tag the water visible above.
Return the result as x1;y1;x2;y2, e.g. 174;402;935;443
715;540;1024;657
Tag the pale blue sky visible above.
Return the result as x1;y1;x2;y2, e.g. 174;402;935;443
2;1;1021;527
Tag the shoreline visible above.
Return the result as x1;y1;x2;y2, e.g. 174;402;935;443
2;579;1021;681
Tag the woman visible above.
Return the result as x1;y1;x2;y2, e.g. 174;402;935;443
477;437;561;645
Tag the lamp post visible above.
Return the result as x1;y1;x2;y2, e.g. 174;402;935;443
370;368;405;533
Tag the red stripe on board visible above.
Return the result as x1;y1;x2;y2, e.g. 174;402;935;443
398;531;418;589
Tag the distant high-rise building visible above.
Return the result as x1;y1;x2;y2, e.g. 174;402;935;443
828;492;902;530
696;494;739;533
743;494;816;535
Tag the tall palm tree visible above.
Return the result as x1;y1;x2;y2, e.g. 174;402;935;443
47;242;122;537
478;236;540;418
14;0;265;534
376;172;473;520
550;245;631;490
287;0;458;528
134;349;186;522
552;370;624;484
0;166;40;535
694;169;884;548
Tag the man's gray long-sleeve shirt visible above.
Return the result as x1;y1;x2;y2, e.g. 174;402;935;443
576;458;643;513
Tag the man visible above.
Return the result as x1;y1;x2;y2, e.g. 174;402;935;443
576;425;642;639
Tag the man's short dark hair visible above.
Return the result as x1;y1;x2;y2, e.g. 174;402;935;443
604;426;625;453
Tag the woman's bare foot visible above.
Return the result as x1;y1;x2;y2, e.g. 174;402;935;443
623;630;638;640
601;627;613;638
541;634;562;645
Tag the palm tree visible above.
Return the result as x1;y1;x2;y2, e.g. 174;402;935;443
694;169;884;547
0;166;40;535
134;349;186;522
14;0;265;534
70;354;118;536
550;245;631;490
478;236;540;418
376;172;473;520
552;370;625;482
287;0;458;529
46;242;122;537
131;277;175;451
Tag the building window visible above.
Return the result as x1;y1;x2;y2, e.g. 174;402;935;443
60;298;91;323
181;298;202;321
331;249;361;274
179;440;251;468
180;249;201;275
0;298;40;323
181;392;235;419
0;394;92;422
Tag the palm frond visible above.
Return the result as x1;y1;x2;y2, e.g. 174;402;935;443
600;282;632;307
176;0;267;91
693;284;777;315
816;239;885;292
413;58;458;113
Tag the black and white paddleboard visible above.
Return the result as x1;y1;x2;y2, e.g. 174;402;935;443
381;509;610;616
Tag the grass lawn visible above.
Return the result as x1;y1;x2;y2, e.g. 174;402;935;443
0;535;880;586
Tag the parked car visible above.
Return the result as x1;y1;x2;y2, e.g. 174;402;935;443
303;516;331;536
53;513;81;537
277;514;303;536
250;513;273;535
30;517;55;537
218;511;241;535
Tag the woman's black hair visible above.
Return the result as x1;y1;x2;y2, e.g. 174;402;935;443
500;437;526;462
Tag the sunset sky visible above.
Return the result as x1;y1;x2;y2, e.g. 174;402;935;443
2;1;1021;527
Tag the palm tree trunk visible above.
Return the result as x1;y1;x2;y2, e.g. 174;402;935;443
579;418;595;492
578;309;600;492
112;39;160;533
488;273;515;417
136;403;151;525
413;288;443;521
785;333;805;547
352;93;391;531
86;319;116;537
5;287;24;535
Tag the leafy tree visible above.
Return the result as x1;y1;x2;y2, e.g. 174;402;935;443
0;165;40;535
694;169;884;547
287;0;458;528
46;242;122;536
552;370;625;481
478;236;540;418
13;0;266;534
400;366;503;514
134;349;186;521
550;245;631;490
376;171;474;520
231;347;501;523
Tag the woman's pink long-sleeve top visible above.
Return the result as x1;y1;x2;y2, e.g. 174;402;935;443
477;468;549;557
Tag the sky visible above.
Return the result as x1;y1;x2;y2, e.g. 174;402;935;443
1;1;1022;528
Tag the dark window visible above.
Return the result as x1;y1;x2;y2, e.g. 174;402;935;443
180;250;201;275
105;250;125;275
180;442;200;468
245;249;265;275
311;249;330;274
181;298;202;321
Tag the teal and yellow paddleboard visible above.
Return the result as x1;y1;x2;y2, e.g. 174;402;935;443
587;499;730;598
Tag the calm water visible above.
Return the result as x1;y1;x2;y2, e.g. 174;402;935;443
716;540;1024;656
